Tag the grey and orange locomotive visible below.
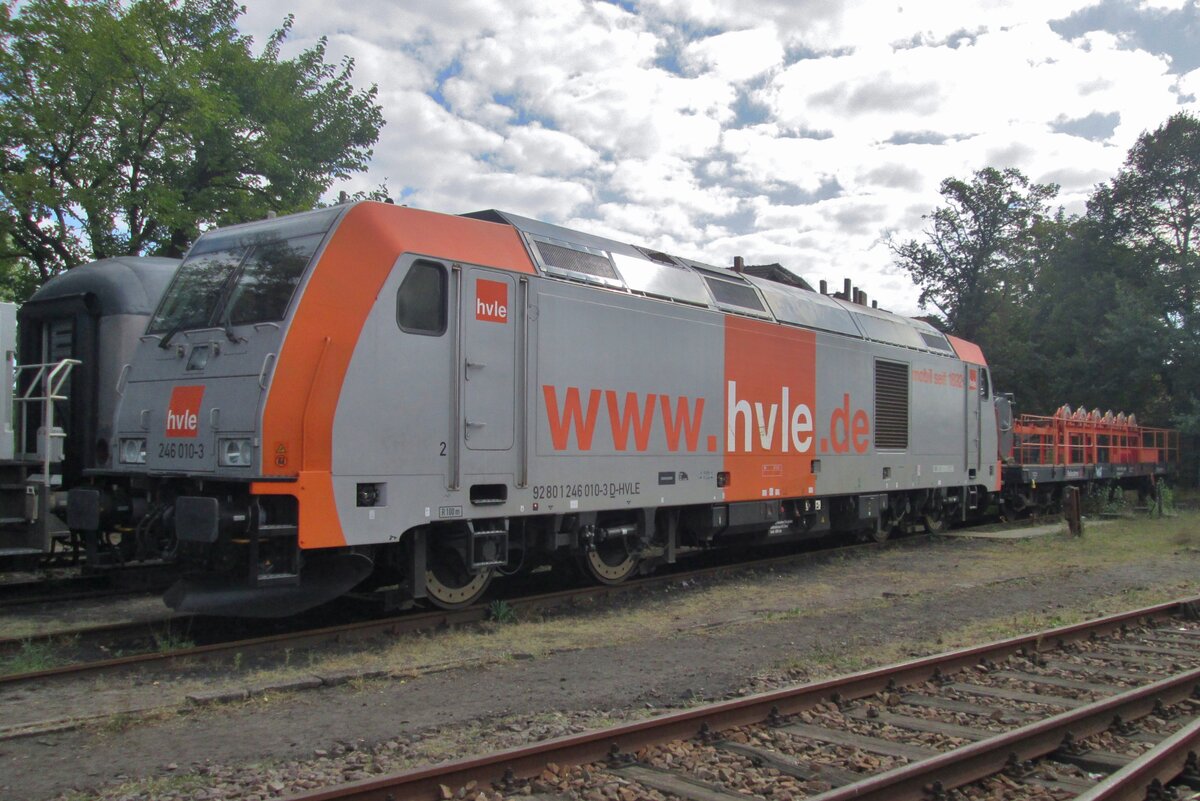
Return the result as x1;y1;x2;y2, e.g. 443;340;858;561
68;202;1177;615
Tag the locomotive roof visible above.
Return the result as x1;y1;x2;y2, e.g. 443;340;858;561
179;201;972;362
464;207;961;359
22;256;181;317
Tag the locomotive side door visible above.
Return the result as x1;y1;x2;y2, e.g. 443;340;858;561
458;267;519;470
965;364;981;478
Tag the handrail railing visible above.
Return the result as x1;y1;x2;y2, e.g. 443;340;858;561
1010;412;1178;467
13;358;81;489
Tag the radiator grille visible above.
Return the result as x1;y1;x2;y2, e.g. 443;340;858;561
874;360;909;450
534;241;618;280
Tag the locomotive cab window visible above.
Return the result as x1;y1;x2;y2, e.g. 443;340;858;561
148;207;339;335
979;368;990;400
226;234;323;325
396;261;447;335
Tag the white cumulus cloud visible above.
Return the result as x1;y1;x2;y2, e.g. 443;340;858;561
233;0;1199;316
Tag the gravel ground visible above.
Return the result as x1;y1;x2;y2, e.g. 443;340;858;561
3;517;1199;801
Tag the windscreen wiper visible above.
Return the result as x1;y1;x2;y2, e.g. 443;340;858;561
220;313;247;344
157;323;187;349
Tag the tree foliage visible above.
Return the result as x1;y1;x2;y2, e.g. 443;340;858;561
1096;113;1200;433
889;167;1059;342
0;0;385;295
1106;112;1200;334
893;111;1200;442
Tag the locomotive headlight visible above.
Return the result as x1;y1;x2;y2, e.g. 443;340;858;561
119;438;147;464
218;438;254;467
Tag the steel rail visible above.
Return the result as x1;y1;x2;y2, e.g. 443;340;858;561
277;595;1200;801
0;538;904;686
1073;715;1200;801
801;663;1200;801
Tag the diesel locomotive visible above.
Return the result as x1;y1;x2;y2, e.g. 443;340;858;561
64;202;1177;616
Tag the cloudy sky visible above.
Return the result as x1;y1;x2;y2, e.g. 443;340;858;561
241;0;1199;315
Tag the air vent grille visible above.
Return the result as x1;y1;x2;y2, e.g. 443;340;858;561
534;241;617;281
874;359;909;450
920;331;952;351
704;277;765;311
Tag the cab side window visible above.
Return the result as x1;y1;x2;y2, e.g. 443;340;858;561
397;261;447;335
980;368;990;400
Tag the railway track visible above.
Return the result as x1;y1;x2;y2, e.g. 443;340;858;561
0;516;1096;691
0;535;916;686
0;509;1068;612
0;562;175;609
273;596;1200;801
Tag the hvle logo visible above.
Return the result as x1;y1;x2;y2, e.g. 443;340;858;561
475;279;508;323
166;385;204;438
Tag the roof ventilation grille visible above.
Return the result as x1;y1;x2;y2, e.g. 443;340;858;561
534;240;618;281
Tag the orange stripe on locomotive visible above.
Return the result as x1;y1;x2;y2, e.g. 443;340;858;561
251;204;536;550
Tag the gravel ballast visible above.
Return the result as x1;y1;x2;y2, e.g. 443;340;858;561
2;517;1198;801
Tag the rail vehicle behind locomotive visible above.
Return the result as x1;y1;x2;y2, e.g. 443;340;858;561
0;256;180;568
66;202;1177;616
999;405;1176;514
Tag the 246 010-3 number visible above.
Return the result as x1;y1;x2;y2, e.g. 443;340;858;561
158;442;205;460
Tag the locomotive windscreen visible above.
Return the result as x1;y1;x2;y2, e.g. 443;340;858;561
148;207;340;335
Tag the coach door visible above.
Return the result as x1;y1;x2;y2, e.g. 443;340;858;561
458;268;521;476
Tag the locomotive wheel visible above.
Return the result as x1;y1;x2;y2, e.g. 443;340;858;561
425;547;493;609
580;537;638;584
922;511;946;534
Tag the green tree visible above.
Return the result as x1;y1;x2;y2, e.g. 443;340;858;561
0;232;36;301
1022;213;1170;419
0;0;385;298
1095;112;1200;431
889;167;1059;342
1107;112;1200;334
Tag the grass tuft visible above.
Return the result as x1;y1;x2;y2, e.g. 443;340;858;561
152;629;195;653
487;599;517;624
0;638;65;675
